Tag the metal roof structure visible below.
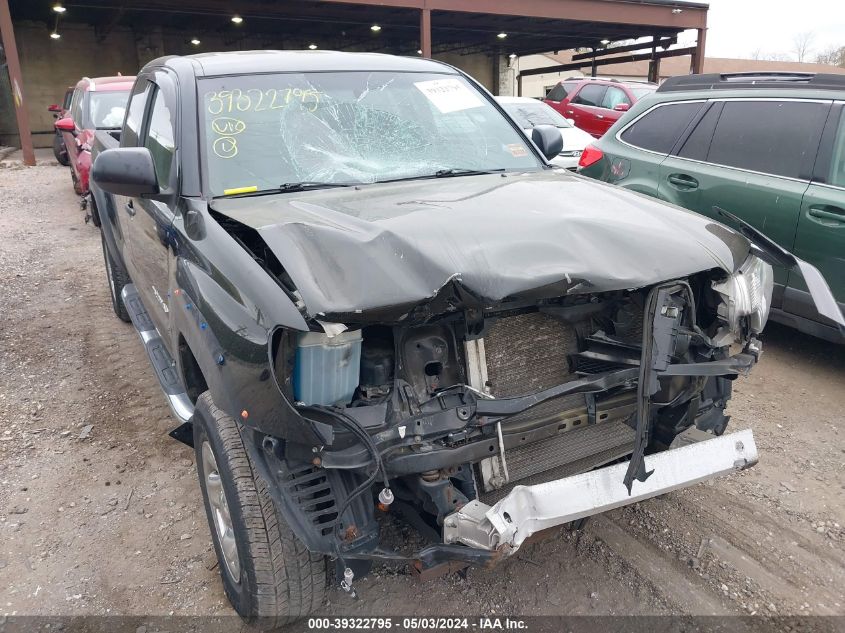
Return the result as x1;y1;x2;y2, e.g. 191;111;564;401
1;0;709;164
9;0;708;58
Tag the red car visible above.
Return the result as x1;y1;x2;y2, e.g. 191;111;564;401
54;75;134;198
48;87;74;166
544;77;657;138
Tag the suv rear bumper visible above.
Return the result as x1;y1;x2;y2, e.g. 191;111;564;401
443;428;757;553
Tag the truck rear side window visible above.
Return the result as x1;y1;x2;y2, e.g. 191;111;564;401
620;102;702;154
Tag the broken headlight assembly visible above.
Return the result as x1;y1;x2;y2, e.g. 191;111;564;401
712;255;774;339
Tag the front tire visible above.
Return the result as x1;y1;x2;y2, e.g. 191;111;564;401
193;393;327;625
100;231;131;322
53;133;69;166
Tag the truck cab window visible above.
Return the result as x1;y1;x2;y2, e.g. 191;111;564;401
144;88;176;190
122;81;152;148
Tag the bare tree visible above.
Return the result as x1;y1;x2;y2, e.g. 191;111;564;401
816;45;845;68
793;31;815;63
748;49;791;62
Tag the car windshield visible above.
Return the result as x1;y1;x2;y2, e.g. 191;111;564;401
198;71;542;197
86;91;130;129
629;86;657;100
501;101;572;129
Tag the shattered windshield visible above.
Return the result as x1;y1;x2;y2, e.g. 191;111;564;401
198;71;542;197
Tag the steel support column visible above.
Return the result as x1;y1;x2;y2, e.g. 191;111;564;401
0;0;35;165
691;27;707;74
648;39;660;83
420;7;431;58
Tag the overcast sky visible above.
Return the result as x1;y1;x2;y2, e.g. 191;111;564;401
679;0;845;60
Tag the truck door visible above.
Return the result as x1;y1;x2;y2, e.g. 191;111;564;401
787;103;845;330
110;79;153;274
126;73;179;336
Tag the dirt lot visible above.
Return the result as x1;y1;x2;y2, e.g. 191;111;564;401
1;164;844;626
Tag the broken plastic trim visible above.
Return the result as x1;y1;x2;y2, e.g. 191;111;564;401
716;206;844;330
624;281;692;493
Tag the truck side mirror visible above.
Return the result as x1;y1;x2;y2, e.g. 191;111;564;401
531;124;564;160
55;116;76;132
92;148;160;197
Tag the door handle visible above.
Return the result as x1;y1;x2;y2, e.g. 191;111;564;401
667;173;699;190
808;205;845;224
566;110;574;115
124;200;136;217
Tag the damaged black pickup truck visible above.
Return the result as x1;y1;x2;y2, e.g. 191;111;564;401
89;50;844;623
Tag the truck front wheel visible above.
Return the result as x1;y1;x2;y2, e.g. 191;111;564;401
193;392;327;625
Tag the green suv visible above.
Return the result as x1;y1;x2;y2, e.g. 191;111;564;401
578;72;845;343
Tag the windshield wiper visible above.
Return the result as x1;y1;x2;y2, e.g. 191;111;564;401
215;181;359;199
276;181;360;192
376;168;507;185
434;168;506;178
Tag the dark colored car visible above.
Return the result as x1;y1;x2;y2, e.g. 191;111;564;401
55;75;134;199
48;87;73;166
88;51;842;624
578;72;845;343
544;77;657;137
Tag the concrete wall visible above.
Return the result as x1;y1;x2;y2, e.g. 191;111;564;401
2;21;140;148
432;51;494;92
516;54;586;98
1;19;504;148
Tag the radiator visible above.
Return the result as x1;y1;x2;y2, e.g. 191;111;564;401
471;312;636;495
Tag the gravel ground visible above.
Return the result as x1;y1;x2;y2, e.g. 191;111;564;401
0;165;843;628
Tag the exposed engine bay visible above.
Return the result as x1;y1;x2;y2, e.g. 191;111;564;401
248;258;766;574
203;181;845;581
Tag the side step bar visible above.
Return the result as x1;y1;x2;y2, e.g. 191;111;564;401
444;428;758;553
121;284;194;425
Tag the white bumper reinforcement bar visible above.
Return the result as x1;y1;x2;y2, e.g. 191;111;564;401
443;428;757;553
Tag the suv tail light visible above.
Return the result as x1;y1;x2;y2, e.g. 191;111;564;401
578;144;604;169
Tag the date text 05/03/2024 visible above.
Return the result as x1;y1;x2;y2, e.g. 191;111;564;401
306;617;528;630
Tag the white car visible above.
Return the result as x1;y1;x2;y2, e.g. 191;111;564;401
497;96;595;170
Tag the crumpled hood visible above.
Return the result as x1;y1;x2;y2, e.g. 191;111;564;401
211;170;750;318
